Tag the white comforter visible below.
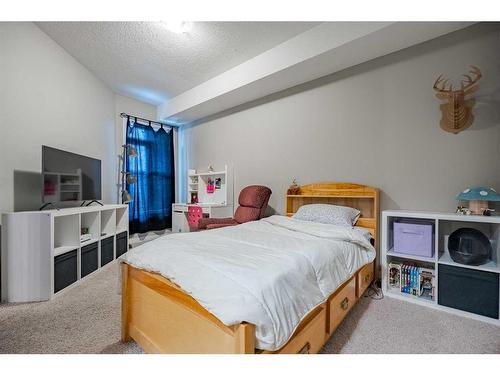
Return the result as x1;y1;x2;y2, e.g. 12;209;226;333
122;215;375;351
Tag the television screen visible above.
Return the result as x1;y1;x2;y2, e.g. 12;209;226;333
42;146;102;203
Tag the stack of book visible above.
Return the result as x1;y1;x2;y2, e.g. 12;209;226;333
80;233;92;243
388;262;435;301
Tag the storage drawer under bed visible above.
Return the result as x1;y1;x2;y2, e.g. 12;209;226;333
356;262;374;297
263;303;327;354
327;276;356;335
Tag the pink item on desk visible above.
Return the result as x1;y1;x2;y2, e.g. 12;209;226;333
187;205;204;231
206;178;215;194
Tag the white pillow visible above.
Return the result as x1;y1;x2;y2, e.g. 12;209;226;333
292;204;360;227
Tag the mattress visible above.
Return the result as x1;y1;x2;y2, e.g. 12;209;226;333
122;215;375;351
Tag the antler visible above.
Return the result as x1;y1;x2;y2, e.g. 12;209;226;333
433;74;454;93
461;65;482;90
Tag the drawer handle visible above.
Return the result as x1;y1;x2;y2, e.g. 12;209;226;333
363;273;372;283
340;297;349;311
297;342;310;354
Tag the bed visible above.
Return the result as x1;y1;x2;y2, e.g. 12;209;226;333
121;182;379;354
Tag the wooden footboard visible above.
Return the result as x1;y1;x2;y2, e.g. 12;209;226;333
121;263;255;353
121;261;374;354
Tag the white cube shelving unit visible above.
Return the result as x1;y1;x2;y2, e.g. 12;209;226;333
381;210;500;326
1;204;129;302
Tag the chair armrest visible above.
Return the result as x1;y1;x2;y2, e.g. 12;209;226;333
198;217;236;230
206;223;238;230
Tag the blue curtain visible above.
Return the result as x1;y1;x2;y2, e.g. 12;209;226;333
126;118;175;234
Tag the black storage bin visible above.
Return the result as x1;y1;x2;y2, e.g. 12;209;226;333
101;237;114;267
54;250;78;293
116;231;128;258
438;264;499;319
81;242;98;278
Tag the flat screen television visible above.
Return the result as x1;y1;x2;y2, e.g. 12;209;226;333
42;146;102;203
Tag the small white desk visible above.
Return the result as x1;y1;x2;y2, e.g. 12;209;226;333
172;203;234;233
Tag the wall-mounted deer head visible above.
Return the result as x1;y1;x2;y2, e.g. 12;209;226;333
433;65;482;134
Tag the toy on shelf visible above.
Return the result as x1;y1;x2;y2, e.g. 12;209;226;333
388;263;401;290
287;179;301;195
190;192;198;204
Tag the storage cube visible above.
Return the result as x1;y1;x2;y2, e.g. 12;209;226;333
116;231;128;258
81;242;98;278
394;221;434;257
438;264;499;319
54;250;77;293
100;237;114;266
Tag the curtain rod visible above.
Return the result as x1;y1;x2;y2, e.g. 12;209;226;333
119;112;178;128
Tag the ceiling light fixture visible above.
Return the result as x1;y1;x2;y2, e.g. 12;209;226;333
161;21;193;34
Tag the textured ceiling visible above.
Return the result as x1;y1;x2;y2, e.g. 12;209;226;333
37;22;318;105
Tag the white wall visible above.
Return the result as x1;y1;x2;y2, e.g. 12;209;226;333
184;23;500;216
0;22;156;223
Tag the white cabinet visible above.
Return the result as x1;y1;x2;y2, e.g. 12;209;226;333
381;210;500;326
1;204;129;302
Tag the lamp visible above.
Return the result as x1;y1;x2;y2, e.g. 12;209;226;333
127;146;138;157
120;145;138;204
121;190;133;204
125;173;137;184
456;187;500;215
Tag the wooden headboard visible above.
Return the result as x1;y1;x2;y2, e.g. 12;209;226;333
285;182;380;247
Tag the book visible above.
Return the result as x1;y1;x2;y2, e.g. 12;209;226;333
388;262;401;289
419;268;436;301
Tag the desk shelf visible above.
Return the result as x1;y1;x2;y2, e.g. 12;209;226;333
186;165;230;205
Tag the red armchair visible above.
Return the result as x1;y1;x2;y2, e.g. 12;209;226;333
198;185;272;230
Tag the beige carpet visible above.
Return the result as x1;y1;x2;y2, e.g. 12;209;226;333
1;261;499;354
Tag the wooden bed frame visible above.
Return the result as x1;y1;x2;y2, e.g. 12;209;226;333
121;182;379;354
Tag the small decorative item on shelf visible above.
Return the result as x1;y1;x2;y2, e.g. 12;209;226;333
207;165;214;172
455;206;471;215
482;208;495;216
388;263;401;290
456;187;500;215
190;192;198;204
287;179;301;195
215;177;222;190
206;178;215;194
